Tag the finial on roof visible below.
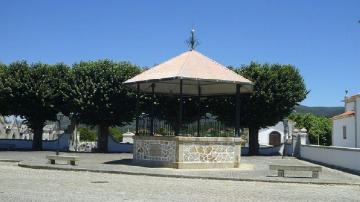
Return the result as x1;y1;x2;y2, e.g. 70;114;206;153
186;28;199;50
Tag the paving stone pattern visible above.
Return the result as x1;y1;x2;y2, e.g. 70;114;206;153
1;161;360;202
1;151;360;185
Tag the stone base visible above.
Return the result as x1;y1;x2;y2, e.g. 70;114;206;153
133;136;241;169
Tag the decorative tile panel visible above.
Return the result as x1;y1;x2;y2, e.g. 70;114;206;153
134;139;176;162
182;142;235;163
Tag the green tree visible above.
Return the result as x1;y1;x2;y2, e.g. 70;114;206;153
0;61;69;150
64;60;140;152
148;96;206;135
289;113;332;145
79;127;97;141
0;63;10;115
209;62;307;155
109;127;123;142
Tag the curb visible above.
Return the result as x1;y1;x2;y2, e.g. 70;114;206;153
17;162;360;186
0;159;21;163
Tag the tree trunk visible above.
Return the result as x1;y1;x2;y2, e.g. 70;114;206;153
67;119;78;151
32;125;43;151
248;127;259;155
174;123;179;136
97;124;109;153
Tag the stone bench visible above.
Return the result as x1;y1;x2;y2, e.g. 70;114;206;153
269;165;322;178
46;155;79;166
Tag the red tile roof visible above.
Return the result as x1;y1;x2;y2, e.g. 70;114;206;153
332;111;355;120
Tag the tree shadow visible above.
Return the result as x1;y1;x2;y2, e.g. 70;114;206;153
103;159;165;168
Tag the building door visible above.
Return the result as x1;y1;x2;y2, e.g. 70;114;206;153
269;131;281;145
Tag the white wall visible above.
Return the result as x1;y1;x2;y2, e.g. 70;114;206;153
356;97;360;148
258;129;284;145
258;130;269;145
300;144;360;173
258;122;285;146
345;101;355;111
332;116;355;147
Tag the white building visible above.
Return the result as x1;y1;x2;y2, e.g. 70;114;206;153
121;131;135;144
258;121;295;146
332;93;360;148
42;122;58;140
0;115;71;141
0;116;32;140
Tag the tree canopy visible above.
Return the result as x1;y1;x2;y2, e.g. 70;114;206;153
289;113;332;146
0;61;69;150
0;63;9;115
141;95;206;135
0;59;308;154
0;60;140;151
209;62;308;154
79;127;97;141
63;60;141;152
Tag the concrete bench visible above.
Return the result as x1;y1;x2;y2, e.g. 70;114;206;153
269;165;322;178
46;155;79;166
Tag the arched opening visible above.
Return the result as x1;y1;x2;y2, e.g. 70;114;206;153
269;131;281;146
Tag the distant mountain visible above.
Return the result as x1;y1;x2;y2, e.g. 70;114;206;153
294;105;344;118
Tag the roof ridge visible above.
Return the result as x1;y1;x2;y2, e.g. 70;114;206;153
194;51;252;83
176;51;192;78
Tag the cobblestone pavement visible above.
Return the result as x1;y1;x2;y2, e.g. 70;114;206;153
1;151;360;185
0;162;359;202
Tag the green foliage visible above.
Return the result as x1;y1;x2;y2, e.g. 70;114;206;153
79;127;97;141
210;62;307;128
0;61;70;150
209;62;307;154
109;127;123;142
155;127;167;136
0;63;9;115
149;95;205;131
0;58;311;154
63;60;141;152
0;59;140;151
141;95;206;134
289;113;332;145
65;60;140;126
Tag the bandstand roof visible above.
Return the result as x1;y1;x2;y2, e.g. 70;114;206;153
124;50;253;96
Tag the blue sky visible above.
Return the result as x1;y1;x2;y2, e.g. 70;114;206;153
1;0;359;107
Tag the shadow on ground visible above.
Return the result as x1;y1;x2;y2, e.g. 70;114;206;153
2;151;360;185
103;159;172;168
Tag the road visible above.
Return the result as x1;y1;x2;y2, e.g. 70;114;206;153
0;162;359;202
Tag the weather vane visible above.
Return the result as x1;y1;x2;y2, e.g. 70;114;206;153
186;28;199;50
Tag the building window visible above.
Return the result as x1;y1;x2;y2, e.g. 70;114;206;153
343;126;347;139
